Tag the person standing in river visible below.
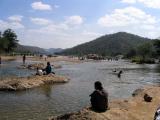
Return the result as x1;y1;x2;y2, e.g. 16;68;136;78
90;81;108;112
23;55;26;64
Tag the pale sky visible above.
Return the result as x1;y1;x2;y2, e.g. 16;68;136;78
0;0;160;48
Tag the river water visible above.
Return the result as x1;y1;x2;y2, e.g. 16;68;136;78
0;60;160;120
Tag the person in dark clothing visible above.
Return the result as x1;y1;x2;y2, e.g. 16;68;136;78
90;81;108;112
23;55;26;64
45;62;52;75
118;70;123;78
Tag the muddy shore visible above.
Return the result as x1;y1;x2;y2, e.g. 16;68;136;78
50;86;160;120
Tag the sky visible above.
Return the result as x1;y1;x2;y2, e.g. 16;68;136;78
0;0;160;49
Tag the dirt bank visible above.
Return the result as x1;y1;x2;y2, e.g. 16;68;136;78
1;56;16;61
0;75;69;91
50;86;160;120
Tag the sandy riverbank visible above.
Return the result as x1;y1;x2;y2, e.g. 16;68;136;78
0;74;69;91
1;56;16;61
26;56;82;63
50;86;160;120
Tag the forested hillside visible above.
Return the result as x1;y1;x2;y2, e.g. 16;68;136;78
58;32;151;56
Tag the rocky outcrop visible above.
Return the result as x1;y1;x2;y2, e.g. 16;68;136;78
0;75;69;91
50;86;160;120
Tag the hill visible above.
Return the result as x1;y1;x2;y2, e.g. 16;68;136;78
15;45;63;55
15;44;48;54
58;32;151;56
45;48;63;54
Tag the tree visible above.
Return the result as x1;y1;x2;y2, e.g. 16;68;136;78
153;40;160;56
126;48;136;58
137;42;152;60
0;37;9;53
2;29;18;53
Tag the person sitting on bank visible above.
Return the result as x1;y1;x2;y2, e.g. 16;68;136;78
90;81;108;112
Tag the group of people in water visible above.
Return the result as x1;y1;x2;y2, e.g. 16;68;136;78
22;55;55;75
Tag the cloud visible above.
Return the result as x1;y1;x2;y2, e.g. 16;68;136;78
30;18;52;25
31;1;52;10
98;7;156;28
0;20;24;30
8;15;23;22
121;0;136;4
121;0;160;9
65;15;84;26
82;30;102;37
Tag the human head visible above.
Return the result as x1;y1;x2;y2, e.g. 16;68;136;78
94;81;103;90
47;62;50;66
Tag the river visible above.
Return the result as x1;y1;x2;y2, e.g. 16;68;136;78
0;60;160;120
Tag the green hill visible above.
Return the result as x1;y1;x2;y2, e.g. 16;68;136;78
58;32;151;56
15;44;48;54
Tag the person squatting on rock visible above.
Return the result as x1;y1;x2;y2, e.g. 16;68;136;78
43;62;55;75
90;81;108;112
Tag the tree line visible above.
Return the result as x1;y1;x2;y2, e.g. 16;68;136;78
0;29;18;54
126;40;160;63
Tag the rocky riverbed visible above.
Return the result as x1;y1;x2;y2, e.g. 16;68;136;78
0;74;69;91
50;86;160;120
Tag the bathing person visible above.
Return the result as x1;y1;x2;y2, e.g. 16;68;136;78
23;55;26;64
118;70;123;78
90;81;108;112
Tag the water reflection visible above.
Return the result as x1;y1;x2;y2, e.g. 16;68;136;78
40;85;52;99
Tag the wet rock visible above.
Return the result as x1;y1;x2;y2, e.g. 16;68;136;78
144;93;152;102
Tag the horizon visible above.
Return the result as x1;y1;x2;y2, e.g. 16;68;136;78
1;0;160;49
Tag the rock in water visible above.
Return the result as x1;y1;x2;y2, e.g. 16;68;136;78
144;93;152;102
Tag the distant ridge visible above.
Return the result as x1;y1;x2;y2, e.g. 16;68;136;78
58;32;151;56
15;44;63;54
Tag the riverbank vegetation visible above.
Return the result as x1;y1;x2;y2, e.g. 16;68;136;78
0;29;18;54
57;32;160;64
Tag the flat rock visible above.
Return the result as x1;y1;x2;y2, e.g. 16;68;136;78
0;74;69;91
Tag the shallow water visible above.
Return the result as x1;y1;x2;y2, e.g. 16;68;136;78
0;60;160;120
